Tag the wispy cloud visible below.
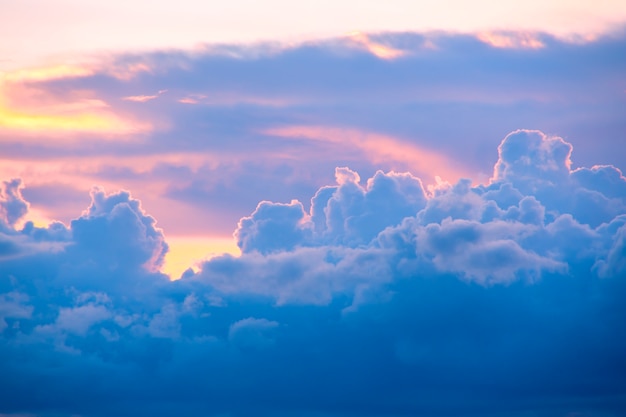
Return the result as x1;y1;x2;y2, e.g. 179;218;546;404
477;31;546;49
264;124;469;183
122;89;167;102
347;31;406;59
0;30;624;238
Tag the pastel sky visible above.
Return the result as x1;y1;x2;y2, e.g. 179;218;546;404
2;0;626;70
1;3;626;417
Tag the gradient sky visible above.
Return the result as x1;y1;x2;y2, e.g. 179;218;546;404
2;0;626;70
1;3;626;417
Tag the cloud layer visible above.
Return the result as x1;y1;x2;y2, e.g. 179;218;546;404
2;30;625;237
1;129;625;416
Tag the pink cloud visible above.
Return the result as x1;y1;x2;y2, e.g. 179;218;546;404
477;32;545;49
122;89;167;103
347;32;406;59
122;94;158;102
264;125;471;184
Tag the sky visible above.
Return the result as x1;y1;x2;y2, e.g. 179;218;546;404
1;2;626;417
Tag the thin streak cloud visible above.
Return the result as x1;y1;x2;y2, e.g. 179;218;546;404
264;125;476;183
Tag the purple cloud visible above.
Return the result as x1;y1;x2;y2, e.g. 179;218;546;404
0;179;28;229
2;31;625;239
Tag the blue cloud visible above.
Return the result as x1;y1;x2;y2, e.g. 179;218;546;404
228;317;279;350
70;186;169;273
2;125;626;417
236;199;311;254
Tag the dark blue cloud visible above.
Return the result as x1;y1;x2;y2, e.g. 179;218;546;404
1;129;626;416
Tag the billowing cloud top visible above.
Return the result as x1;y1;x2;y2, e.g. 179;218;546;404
1;129;625;417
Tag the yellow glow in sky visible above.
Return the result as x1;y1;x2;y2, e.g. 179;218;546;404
1;65;94;82
0;106;132;134
0;67;151;136
163;236;240;280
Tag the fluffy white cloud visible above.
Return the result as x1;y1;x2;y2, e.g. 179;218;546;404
235;168;428;253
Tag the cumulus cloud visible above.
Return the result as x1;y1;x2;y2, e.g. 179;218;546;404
235;168;428;252
0;184;169;303
70;186;169;273
490;130;626;228
235;200;311;254
1;129;626;416
219;130;625;292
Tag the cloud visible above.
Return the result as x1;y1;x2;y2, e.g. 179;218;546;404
263;125;470;183
491;130;626;227
122;90;167;102
0;292;32;332
228;317;279;350
0;179;28;229
235;199;311;254
595;216;626;277
195;129;626;306
411;217;566;284
477;31;546;49
36;302;112;337
122;94;159;103
2;37;626;416
69;186;169;273
347;31;406;59
0;184;169;303
493;129;572;184
235;167;430;254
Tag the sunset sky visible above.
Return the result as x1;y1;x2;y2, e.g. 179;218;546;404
1;2;626;417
